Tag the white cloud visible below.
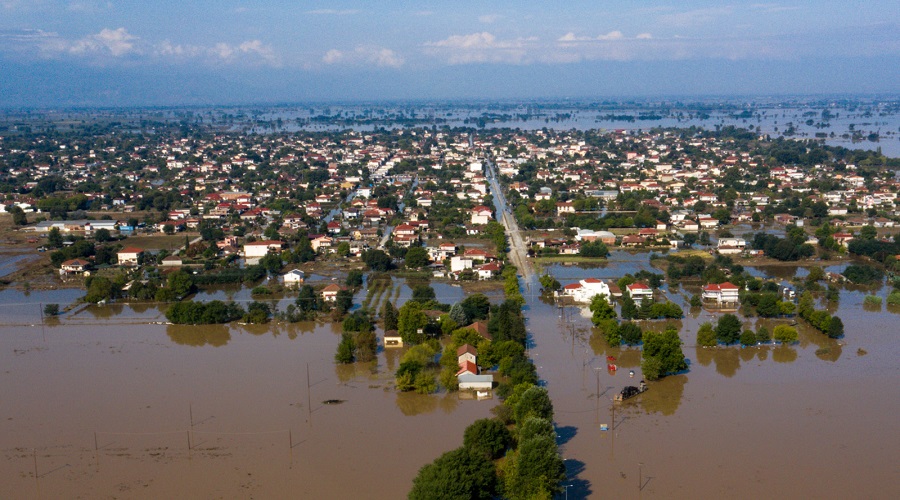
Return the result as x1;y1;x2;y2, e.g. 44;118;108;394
322;46;404;68
69;27;137;57
424;32;533;64
597;31;624;41
155;39;280;66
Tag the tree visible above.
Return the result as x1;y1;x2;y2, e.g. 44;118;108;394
827;316;844;339
411;284;436;304
621;291;638;320
296;284;318;313
756;293;780;317
488;300;526;345
517;417;556;443
619;322;643;346
448;302;468;326
463;418;511;460
641;327;687;380
460;294;491;321
167;270;195;299
756;326;771;344
398;301;428;344
9;205;27;225
346;269;364;288
335;333;355;363
859;225;877;240
43;304;60;316
405;246;429;268
335;289;354;314
539;274;561;293
515;386;554;424
772;324;798;344
715;314;742;345
84;276;117;303
94;228;112;242
697;322;717;347
409;447;497;500
382;301;399;330
589;294;616;325
504;435;565;500
740;330;757;346
336;241;351;257
243;301;271;323
47;227;63;248
362;249;392;271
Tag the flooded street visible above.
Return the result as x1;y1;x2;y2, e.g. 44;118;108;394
524;270;900;499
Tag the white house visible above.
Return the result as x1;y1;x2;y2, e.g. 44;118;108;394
702;282;740;304
626;283;654;302
717;237;747;255
117;246;144;266
470;206;493;225
450;256;474;272
561;278;611;303
243;240;285;258
283;269;305;286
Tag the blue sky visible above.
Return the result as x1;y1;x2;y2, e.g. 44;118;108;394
1;1;898;106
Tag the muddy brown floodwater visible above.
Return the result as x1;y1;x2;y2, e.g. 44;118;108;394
0;302;493;499
2;267;899;499
526;275;900;499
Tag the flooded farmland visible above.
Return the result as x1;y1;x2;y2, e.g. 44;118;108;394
1;261;899;498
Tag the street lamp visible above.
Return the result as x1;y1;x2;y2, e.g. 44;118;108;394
562;483;572;500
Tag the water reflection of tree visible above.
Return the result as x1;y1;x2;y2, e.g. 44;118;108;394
589;334;641;369
739;346;756;363
87;304;124;319
756;347;769;362
640;374;686;416
815;343;842;362
695;346;714;367
335;360;378;383
887;304;900;316
439;392;460;414
384;347;400;372
166;324;230;347
772;346;798;363
713;348;741;377
395;391;439;416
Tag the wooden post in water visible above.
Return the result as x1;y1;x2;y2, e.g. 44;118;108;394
306;363;311;424
94;432;100;470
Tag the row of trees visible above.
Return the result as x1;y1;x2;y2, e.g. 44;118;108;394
409;385;564;499
798;292;844;338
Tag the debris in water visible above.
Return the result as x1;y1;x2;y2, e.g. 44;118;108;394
857;348;868;356
322;399;346;405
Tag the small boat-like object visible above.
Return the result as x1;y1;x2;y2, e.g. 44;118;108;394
614;380;648;402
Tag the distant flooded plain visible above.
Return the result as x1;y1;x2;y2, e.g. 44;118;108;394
1;263;899;498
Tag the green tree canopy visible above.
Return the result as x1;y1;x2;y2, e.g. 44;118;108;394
409;447;497;500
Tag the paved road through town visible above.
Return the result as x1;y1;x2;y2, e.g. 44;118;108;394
483;156;537;290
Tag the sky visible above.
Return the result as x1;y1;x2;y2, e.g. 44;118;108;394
0;1;898;106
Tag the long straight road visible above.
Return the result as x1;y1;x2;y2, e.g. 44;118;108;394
483;156;536;288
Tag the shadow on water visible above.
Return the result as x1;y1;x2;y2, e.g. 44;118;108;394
562;459;593;499
555;425;577;446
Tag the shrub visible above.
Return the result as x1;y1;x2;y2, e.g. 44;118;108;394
772;324;798;344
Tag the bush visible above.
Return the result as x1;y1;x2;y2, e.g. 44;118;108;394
772;324;798;344
888;290;900;306
697;322;717;347
715;314;742;345
863;295;882;306
740;330;757;346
